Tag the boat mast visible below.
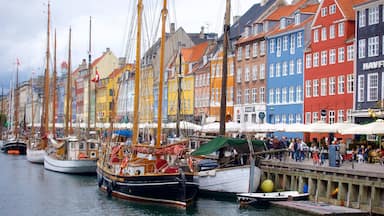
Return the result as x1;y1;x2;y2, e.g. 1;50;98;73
0;87;3;140
176;47;182;137
87;16;92;136
219;0;230;136
40;1;50;147
65;28;72;137
14;59;20;139
52;29;57;137
156;0;167;147
30;76;34;137
132;0;143;145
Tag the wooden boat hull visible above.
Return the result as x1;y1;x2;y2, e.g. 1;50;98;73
44;154;97;174
1;140;27;155
196;165;261;194
237;191;310;206
97;167;199;208
26;149;46;164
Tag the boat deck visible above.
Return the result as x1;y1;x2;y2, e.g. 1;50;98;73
271;201;369;216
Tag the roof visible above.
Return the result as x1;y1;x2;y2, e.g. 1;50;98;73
181;41;209;63
336;0;370;20
267;16;315;37
301;3;320;13
266;0;307;21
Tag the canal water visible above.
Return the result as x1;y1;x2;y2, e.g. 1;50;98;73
0;154;305;216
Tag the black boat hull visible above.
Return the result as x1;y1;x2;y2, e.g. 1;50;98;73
1;140;27;155
97;167;199;208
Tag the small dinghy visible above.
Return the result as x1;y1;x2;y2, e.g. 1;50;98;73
237;191;309;206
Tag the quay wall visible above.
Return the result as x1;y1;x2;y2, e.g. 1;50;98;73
259;160;384;215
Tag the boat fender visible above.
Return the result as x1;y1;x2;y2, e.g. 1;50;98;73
98;176;103;188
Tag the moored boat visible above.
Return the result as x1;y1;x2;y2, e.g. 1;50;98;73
237;191;310;206
1;138;27;155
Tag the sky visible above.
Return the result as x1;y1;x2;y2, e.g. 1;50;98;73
0;0;262;93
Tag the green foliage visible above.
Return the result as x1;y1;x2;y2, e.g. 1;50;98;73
0;113;7;127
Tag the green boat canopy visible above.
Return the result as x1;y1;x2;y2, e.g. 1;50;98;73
191;137;265;156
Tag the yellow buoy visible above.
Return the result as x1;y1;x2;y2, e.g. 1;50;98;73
260;179;274;193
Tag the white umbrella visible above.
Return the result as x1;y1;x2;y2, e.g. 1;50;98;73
241;122;280;133
340;119;384;135
165;121;201;131
200;121;241;133
282;123;311;132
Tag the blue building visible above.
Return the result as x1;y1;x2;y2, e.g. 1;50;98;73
354;0;384;122
266;3;318;138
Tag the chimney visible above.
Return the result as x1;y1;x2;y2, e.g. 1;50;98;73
233;16;240;24
199;26;205;39
260;0;268;6
170;23;175;34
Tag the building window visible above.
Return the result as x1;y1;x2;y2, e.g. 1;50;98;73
368;7;379;25
338;109;344;122
252;88;257;103
306;112;311;124
276;38;281;57
237;89;242;104
359;10;366;27
280;17;286;29
295;13;300;25
260;40;265;55
313;79;319;97
306;54;312;68
275;115;280;124
244;114;248;123
283;36;288;51
321;7;327;17
321;51;327;66
321;27;327;41
276;63;281;77
289;114;294;124
244;88;250;104
313;112;319;123
347;74;353;93
296;85;302;102
329;110;335;124
269;39;274;53
245;45;250;59
329;49;336;64
368;36;379;57
253;42;258;57
297;32;302;47
329;76;336;95
229;63;234;76
313;52;319;67
236;67;242;83
260;64;265;80
282;61;288;76
329;24;335;39
275;88;280;104
358;39;366;59
338;22;344;37
289;60;294;75
305;80;311;97
357;75;364;102
329;4;336;14
297;58;302;74
260;87;265;103
269;64;274;78
282;87;287;103
252;65;258;81
321;78;327;96
367;73;378;101
290;34;295;54
244;66;250;82
296;113;302;123
314;29;319;43
338;75;344;94
237;47;242;60
269;89;274;104
347;45;354;61
338;47;345;63
289;86;294;103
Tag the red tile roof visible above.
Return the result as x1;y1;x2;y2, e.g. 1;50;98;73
181;41;209;63
301;3;319;14
337;0;370;20
267;16;314;37
266;0;307;20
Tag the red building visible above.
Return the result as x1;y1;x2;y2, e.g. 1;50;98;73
304;0;367;143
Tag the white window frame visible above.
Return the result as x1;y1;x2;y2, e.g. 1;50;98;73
321;7;327;17
321;78;327;96
252;88;257;103
306;54;312;68
260;87;265;103
269;89;274;104
321;27;327;41
289;86;294;103
237;47;242;61
330;49;336;64
297;32;303;47
329;110;335;124
338;47;345;63
296;85;302;102
314;29;319;43
289;60;294;75
290;34;295;54
368;7;379;25
313;52;319;67
329;24;335;39
237;89;242;104
269;39;274;54
260;40;266;55
338;75;345;94
269;64;274;78
297;58;302;74
347;74;353;93
338;22;344;37
358;39;366;59
359;9;366;27
283;36;288;51
367;73;378;101
337;109;344;123
275;88;280;104
282;61;288;76
368;36;379;57
260;64;265;80
347;45;354;61
276;63;281;77
313;79;319;97
252;65;258;81
305;80;311;98
276;38;282;57
313;112;319;123
253;42;258;57
244;66;250;82
357;75;364;102
321;50;327;66
236;67;242;83
329;4;336;14
282;87;287;103
306;112;311;124
245;45;250;59
244;88;250;104
329;76;336;95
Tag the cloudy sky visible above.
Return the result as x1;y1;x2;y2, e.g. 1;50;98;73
0;0;260;92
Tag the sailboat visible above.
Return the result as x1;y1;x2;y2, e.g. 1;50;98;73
191;0;261;195
44;25;98;174
1;58;27;155
97;0;198;208
27;2;52;163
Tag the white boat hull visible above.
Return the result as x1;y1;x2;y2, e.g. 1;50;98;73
26;149;45;164
44;154;97;174
196;165;261;193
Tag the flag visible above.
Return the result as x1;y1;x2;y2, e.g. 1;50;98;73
91;69;100;83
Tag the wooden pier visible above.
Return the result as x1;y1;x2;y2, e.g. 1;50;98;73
259;158;384;215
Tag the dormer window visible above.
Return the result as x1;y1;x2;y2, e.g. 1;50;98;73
263;21;268;32
295;13;300;25
280;18;286;29
244;26;250;37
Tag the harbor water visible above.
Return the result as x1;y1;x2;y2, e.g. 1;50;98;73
0;154;306;216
